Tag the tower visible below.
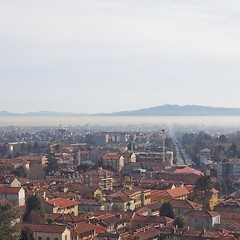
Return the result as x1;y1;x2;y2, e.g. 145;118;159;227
162;129;166;162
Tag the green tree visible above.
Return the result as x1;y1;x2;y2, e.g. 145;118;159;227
45;153;60;175
77;163;92;173
219;135;227;143
12;165;28;178
173;216;186;229
190;175;213;210
127;142;135;151
0;203;18;240
160;233;176;240
20;227;34;240
29;165;46;180
159;202;174;218
228;142;238;158
23;194;45;223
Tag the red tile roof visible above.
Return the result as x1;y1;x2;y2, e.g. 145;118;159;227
0;186;22;194
164;165;203;176
170;199;202;209
46;197;78;209
184;210;220;218
150;186;189;198
71;221;96;236
22;223;68;234
102;152;123;161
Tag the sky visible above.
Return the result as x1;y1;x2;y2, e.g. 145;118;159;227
1;0;240;113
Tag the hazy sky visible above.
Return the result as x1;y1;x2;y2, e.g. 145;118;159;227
1;0;240;113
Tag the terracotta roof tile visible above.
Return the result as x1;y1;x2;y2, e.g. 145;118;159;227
184;210;220;218
46;197;78;209
0;186;22;194
22;223;68;234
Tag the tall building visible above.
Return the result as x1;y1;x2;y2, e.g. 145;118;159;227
217;159;240;180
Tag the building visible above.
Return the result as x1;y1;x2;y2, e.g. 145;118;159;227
71;221;97;240
198;148;212;166
121;151;136;164
184;210;220;230
170;199;203;217
217;159;240;180
16;156;47;168
0;175;21;187
0;186;25;206
108;186;151;210
22;224;71;240
214;199;240;213
160;165;203;185
150;186;190;203
44;197;79;216
82;168;114;190
78;199;104;213
102;152;124;172
104;195;135;212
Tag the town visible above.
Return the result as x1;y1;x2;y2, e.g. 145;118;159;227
0;125;240;240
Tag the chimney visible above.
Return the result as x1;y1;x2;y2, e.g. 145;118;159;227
201;228;206;235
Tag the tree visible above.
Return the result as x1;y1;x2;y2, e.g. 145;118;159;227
77;163;92;173
0;203;18;240
160;233;176;240
228;142;238;158
12;165;28;178
173;216;186;229
159;202;174;218
45;153;60;175
29;165;45;180
23;194;45;223
190;175;213;210
219;135;227;143
127;142;135;151
20;227;34;240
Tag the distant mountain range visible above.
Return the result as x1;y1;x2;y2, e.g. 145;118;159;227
2;104;240;116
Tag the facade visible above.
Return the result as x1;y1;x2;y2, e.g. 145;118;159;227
102;152;124;172
0;186;25;206
71;221;97;240
78;199;104;213
217;158;240;180
82;168;114;190
99;214;128;233
22;224;71;240
170;199;203;217
160;165;203;185
150;186;190;203
44;197;79;216
184;210;220;230
107;186;150;210
209;188;219;210
215;199;240;213
104;195;135;212
198;148;212;166
121;151;136;164
0;175;21;187
16;156;47;168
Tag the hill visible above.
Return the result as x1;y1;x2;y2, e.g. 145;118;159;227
2;105;240;116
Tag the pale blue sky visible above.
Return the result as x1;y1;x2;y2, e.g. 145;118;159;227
1;0;240;113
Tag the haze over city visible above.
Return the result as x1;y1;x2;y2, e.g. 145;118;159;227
1;0;240;113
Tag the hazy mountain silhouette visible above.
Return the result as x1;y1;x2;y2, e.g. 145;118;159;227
1;104;240;116
109;104;240;116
